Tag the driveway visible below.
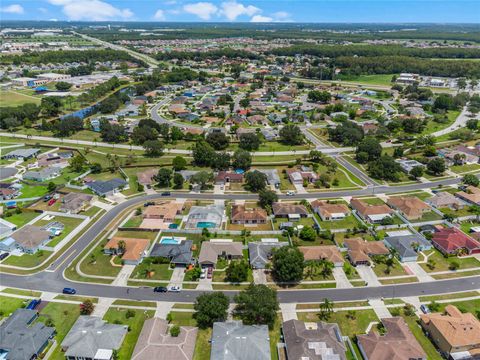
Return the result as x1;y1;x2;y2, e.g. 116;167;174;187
356;266;381;287
169;266;186;287
405;262;434;282
253;269;267;284
333;267;352;288
293;183;307;194
112;265;136;287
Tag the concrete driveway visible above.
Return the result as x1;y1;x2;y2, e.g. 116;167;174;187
356;266;381;287
169;266;186;287
333;267;352;288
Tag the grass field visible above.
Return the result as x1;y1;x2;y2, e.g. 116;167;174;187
2;250;52;268
2;211;40;227
336;74;395;86
0;295;27;318
0;90;41;107
419;249;480;272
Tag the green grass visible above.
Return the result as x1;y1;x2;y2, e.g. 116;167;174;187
112;299;156;307
316;214;361;230
373;259;408;277
79;241;121;278
437;298;480;316
18;184;49;198
194;328;212;360
172;303;195;309
423;110;461;135
336;74;395;86
450;163;480;174
0;295;28;318
130;263;173;281
2;250;52;268
35;215;84;247
419;249;480;272
419;291;479;302
1;211;40;227
54;294;99;303
123;215;143;227
169;311;198;327
1;288;41;297
0;90;41;107
432;269;480;279
103;308;155;360
379;277;419;285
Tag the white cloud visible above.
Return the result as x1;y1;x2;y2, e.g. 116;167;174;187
272;11;290;20
220;1;259;21
0;4;24;14
183;2;218;20
47;0;133;21
250;15;272;22
153;9;166;20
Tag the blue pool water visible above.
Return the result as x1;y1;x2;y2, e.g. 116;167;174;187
196;222;217;229
160;238;180;245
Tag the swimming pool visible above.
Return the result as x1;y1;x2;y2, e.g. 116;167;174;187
159;237;180;245
196;222;217;229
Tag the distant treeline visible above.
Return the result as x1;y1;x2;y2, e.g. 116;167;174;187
156;48;260;61
0;49;146;67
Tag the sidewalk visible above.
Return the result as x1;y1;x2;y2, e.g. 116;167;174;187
405;262;434;282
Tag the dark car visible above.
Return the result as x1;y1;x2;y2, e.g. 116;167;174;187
62;287;76;295
154;286;168;293
161;191;171;196
144;201;155;207
0;252;9;261
43;195;52;202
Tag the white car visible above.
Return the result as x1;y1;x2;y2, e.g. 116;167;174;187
168;286;181;292
286;191;296;196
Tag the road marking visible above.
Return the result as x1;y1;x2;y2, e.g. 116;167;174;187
45;249;77;273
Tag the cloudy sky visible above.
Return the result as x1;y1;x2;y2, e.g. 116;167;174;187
1;0;479;23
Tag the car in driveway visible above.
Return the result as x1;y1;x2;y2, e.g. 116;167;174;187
62;287;76;295
154;286;168;293
0;252;9;261
420;304;430;314
168;286;181;292
207;267;213;279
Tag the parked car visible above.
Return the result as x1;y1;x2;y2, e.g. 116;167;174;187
48;198;57;206
286;191;295;196
161;191;171;196
144;201;155;207
43;195;52;202
0;252;9;261
168;286;181;292
62;287;76;295
420;304;430;314
153;286;168;293
207;267;213;279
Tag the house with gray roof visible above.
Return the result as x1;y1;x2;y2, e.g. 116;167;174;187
184;205;224;230
87;178;128;196
61;316;128;360
383;234;432;262
23;166;62;182
248;240;288;269
5;225;51;254
282;319;347;360
0;309;55;360
149;240;193;266
257;169;281;188
176;170;199;181
210;320;270;360
2;148;40;160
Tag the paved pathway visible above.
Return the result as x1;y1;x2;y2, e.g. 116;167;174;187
368;299;392;319
280;303;298;321
356;266;381;287
196;277;213;290
92;200;114;211
112;265;136;286
333;267;353;288
169;267;186;287
155;301;174;319
401;296;422;315
253;269;267;284
92;297;114;317
406;262;435;282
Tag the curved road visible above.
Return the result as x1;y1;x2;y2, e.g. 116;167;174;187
2;174;480;303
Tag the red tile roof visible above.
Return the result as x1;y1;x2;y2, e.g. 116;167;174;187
432;227;480;254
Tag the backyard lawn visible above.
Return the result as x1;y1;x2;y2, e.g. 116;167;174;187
2;210;40;227
18;184;49;198
419;249;480;272
103;308;155;360
35;215;84;247
317;215;361;230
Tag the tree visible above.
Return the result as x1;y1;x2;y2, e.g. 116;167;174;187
318;298;333;320
449;260;460;270
429;301;441;312
279;124;303;145
258;190;278;210
355;137;382;163
299;226;316;242
80;299;95;315
206;131;230;150
155;168;172;187
193;292;230;329
190;171;213;190
173;173;184;189
144;140;164;157
172;156;187;171
213;152;231;171
232;149;251;170
467;118;478;130
234;284;279;329
170;325;181;337
463;174;480;187
245;171;267;192
367;155;402;181
427;158;446;176
41;96;62;117
225;261;249;283
117;240;126;254
55;81;72;91
271;246;305;283
409;166;424;179
47;182;56;192
239;133;261;151
328;121;364;146
308;90;331;103
192;141;216;167
69;155;86;172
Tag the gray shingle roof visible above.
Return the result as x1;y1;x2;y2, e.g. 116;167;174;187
149;240;193;265
2;148;40;159
0;309;55;360
88;178;127;195
383;234;431;259
211;321;270;360
248;241;288;269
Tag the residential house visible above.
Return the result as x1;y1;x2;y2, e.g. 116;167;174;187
357;317;426;360
350;198;394;224
344;238;390;266
456;186;480;206
177;170;199;182
184;205;224;230
87;178;128;196
2;148;40;160
299;246;345;267
0;218;16;241
61;316;128;360
431;226;480;255
149;240;193;266
0;187;19;200
383;234;432;262
141;202;183;229
0;309;55;360
103;237;150;265
214;171;244;185
439;145;480;165
387;196;431;220
272;202;309;221
137;169;158;187
311;200;350;221
427;192;465;210
131;318;197;360
210;321;270;360
60;193;94;214
420;305;480;358
2;225;51;254
37;151;72;168
395;159;425;173
231;204;268;225
257;169;281;188
23;167;62;182
282;319;347;360
248;240;288;269
287;166;318;185
198;240;243;267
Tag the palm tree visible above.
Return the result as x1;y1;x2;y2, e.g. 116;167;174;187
318;298;333;320
117;240;126;255
320;260;334;279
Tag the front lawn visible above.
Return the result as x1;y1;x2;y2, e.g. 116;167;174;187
2;250;52;268
79;242;121;277
130;262;173;281
372;259;408;277
419;249;480;273
0;295;27;318
103;308;154;360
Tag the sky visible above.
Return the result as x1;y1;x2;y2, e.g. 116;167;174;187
1;0;479;23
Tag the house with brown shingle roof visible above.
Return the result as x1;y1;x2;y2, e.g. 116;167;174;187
299;246;344;267
272;202;309;219
344;238;389;266
420;305;480;358
350;198;394;224
231;204;267;225
387;196;431;220
456;186;480;206
427;191;465;210
214;171;243;185
143;202;183;222
357;317;426;360
311;200;350;221
198;240;243;267
103;237;150;265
